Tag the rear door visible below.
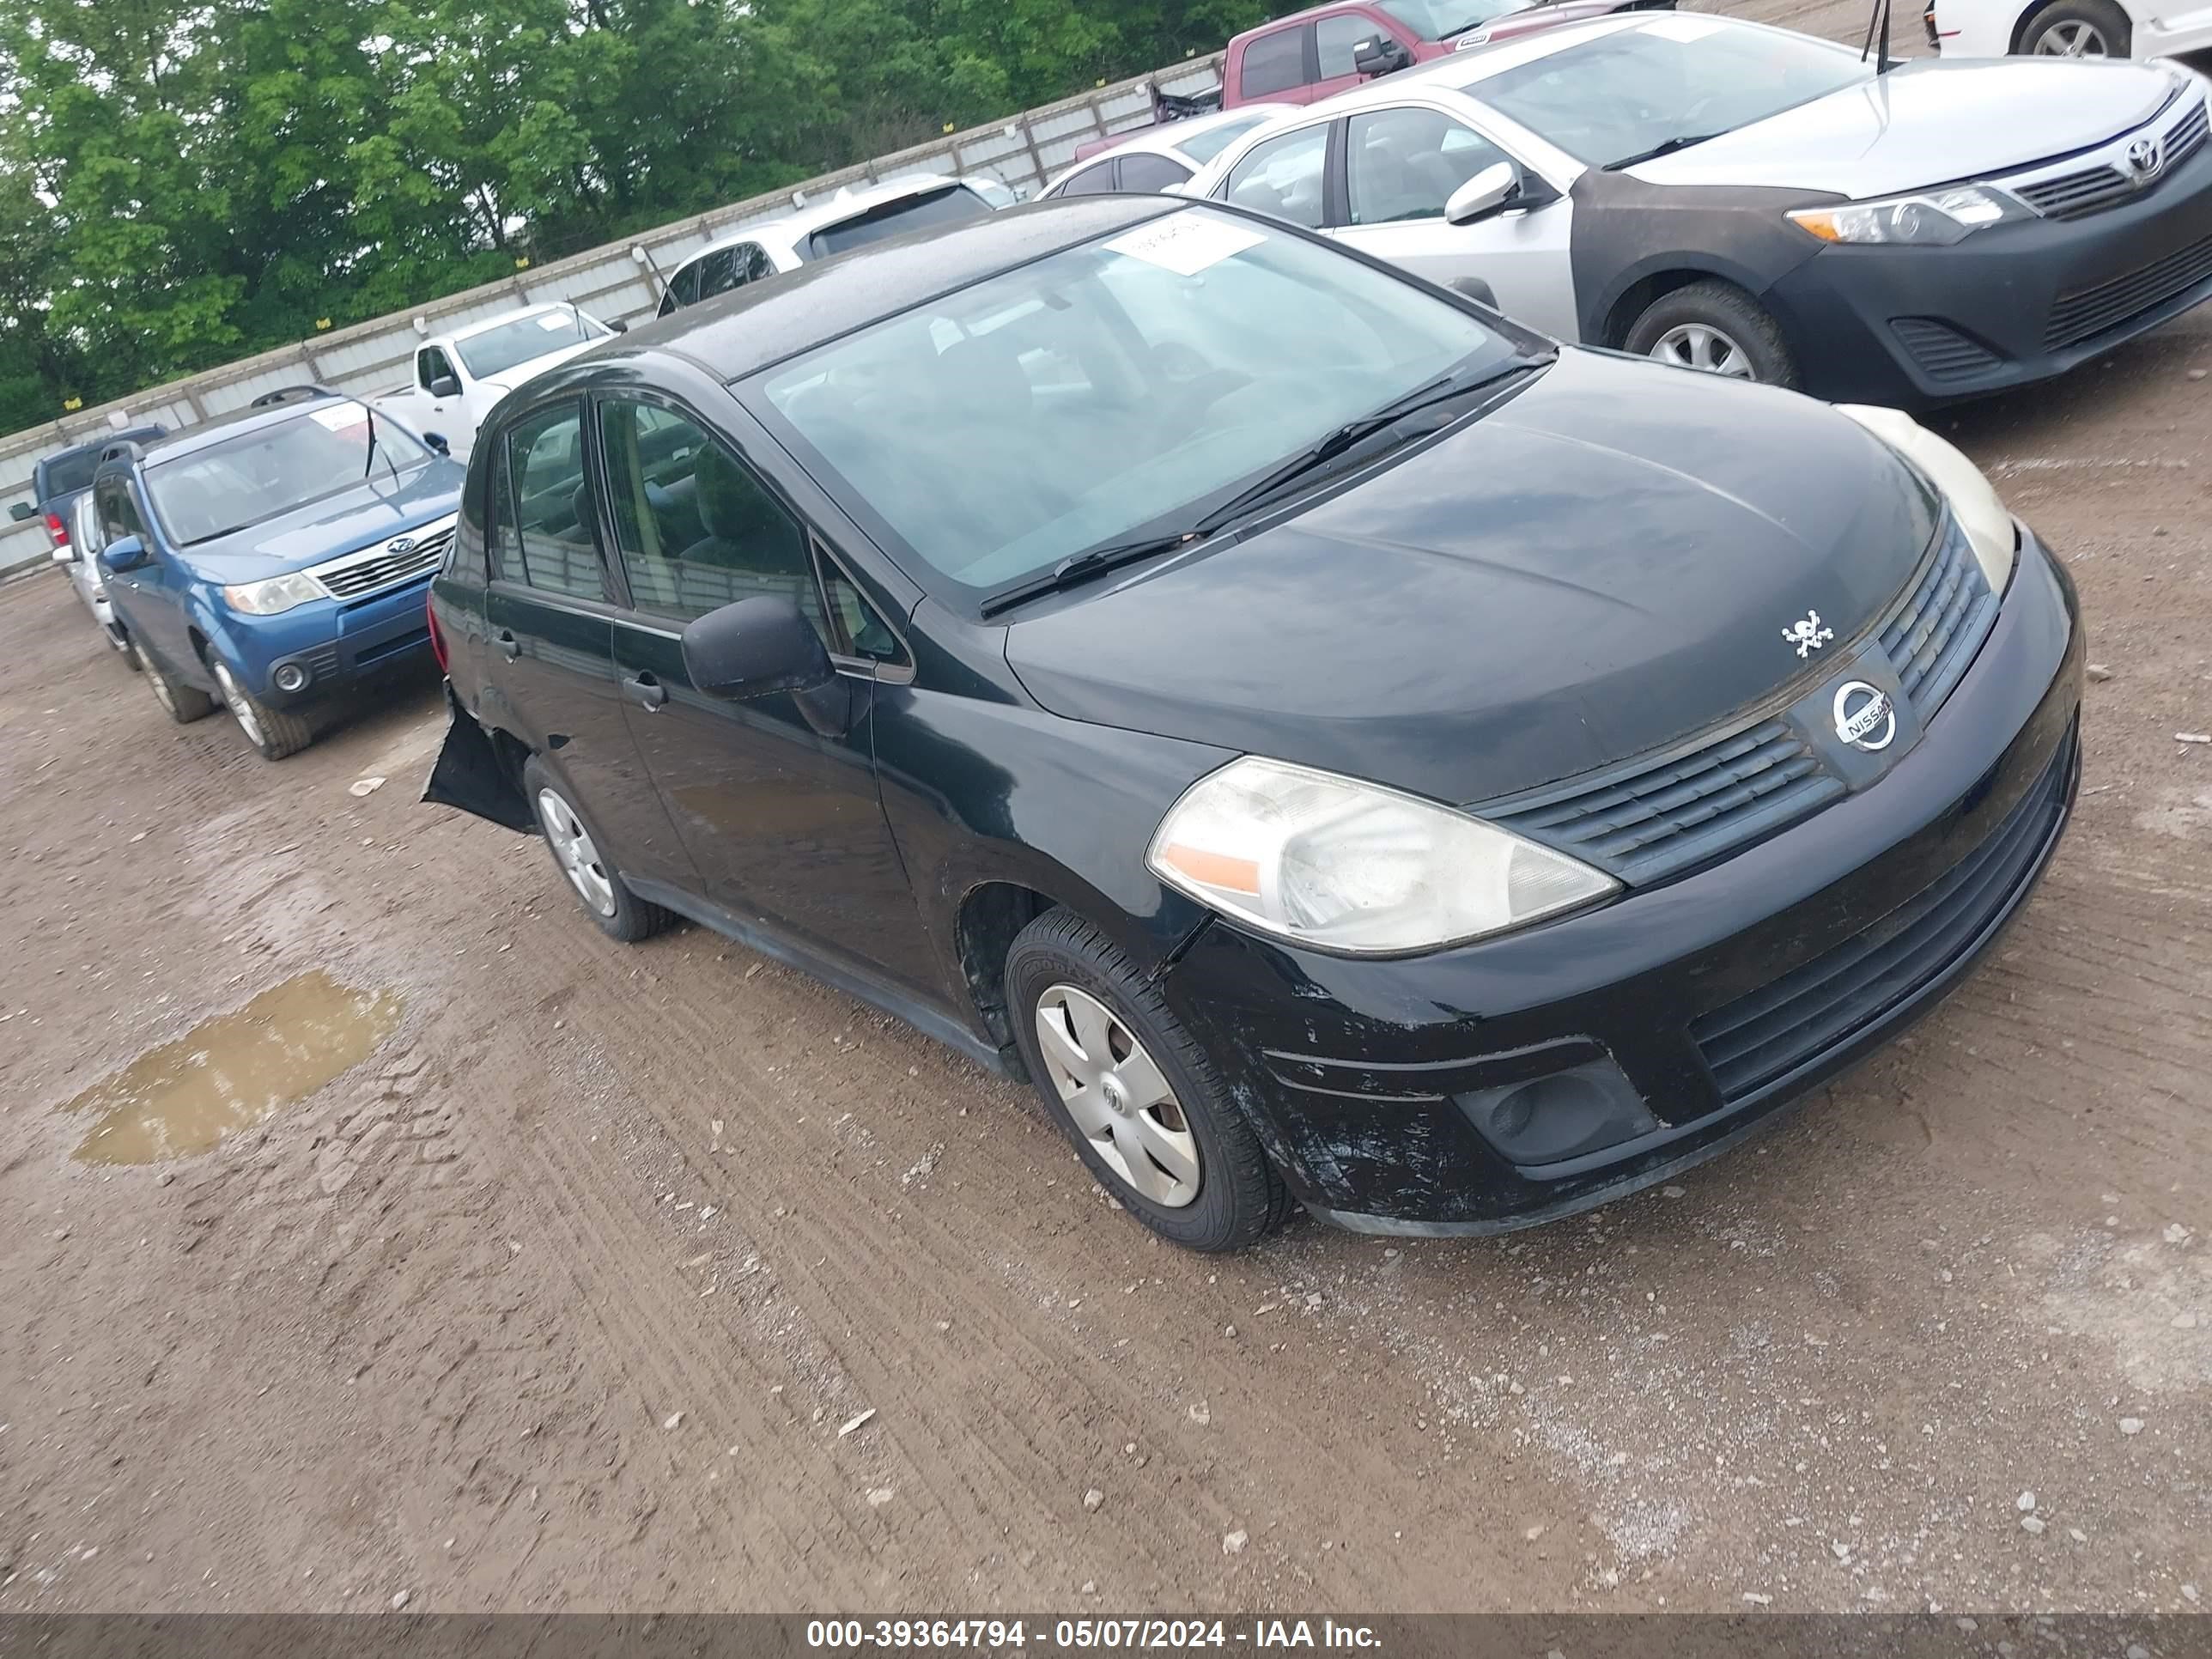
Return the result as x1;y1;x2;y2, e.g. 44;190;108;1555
593;392;937;993
1328;102;1578;337
480;398;695;887
1236;22;1315;104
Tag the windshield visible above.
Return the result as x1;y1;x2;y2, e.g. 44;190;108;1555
452;308;607;379
1380;0;1538;39
805;185;995;260
1467;20;1872;167
145;404;434;545
757;207;1519;601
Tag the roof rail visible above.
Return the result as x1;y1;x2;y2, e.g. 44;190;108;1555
247;384;341;408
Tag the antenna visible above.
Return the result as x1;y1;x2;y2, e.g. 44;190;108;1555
1860;0;1897;71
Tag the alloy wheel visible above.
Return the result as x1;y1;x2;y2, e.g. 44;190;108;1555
1650;323;1757;379
2033;18;2108;52
535;787;617;917
1033;983;1201;1208
210;659;264;749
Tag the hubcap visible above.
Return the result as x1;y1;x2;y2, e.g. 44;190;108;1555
1650;322;1756;379
211;659;264;747
2033;18;2107;52
1033;984;1200;1208
535;787;617;917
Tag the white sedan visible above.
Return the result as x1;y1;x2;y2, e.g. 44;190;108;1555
1928;0;2212;59
1036;105;1297;198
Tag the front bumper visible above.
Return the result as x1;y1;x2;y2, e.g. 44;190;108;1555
1766;137;2212;404
226;575;438;708
1164;530;2081;1234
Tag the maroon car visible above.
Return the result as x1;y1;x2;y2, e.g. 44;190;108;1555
1076;0;1671;162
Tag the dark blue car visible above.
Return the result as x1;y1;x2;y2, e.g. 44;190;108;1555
95;388;465;758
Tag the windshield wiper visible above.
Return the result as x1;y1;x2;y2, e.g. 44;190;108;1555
1188;359;1545;537
978;532;1201;617
362;402;402;486
1605;132;1728;170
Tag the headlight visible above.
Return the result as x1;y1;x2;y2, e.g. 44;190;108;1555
1788;185;2031;246
1834;404;2016;592
1146;757;1617;956
222;571;328;615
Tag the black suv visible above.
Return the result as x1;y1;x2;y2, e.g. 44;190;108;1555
427;197;2079;1253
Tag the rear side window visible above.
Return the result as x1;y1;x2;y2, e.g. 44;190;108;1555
502;403;605;602
1223;125;1331;228
804;186;994;260
1055;161;1117;197
1239;26;1309;98
1117;152;1193;191
37;450;100;499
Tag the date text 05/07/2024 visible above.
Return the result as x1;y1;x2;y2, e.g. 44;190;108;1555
803;1618;1385;1651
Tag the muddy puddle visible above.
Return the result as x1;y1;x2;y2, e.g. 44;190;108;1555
62;970;402;1164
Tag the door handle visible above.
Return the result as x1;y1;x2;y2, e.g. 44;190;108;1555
496;629;520;660
623;672;667;711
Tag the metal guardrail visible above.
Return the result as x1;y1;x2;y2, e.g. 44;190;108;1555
0;52;1225;574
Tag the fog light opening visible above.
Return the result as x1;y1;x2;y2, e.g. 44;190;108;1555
273;663;310;694
1457;1058;1658;1169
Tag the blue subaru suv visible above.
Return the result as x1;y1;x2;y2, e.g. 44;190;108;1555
95;387;465;758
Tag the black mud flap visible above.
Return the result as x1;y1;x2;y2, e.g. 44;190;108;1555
422;685;535;834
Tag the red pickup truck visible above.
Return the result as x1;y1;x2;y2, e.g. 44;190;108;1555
1078;0;1668;161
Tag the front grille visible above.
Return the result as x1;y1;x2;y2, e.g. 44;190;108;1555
1890;317;2002;382
1879;513;1998;720
1490;718;1844;887
2013;96;2208;221
1691;726;2074;1103
2045;231;2212;349
315;526;453;599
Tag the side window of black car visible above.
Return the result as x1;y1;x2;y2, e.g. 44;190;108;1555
818;556;909;669
503;402;606;602
597;398;824;636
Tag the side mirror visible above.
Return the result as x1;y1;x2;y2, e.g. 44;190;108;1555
428;374;462;400
52;542;76;564
1445;161;1519;225
422;431;452;457
682;595;834;700
1449;275;1499;309
9;501;33;521
100;534;149;574
1352;35;1415;76
605;319;629;334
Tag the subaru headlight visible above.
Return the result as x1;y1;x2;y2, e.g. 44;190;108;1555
1835;404;2016;592
1789;185;2030;246
222;571;329;615
1147;757;1617;957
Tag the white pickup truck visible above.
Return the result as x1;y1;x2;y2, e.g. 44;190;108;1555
374;302;622;459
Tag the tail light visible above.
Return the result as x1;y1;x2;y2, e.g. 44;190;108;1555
45;511;67;549
427;590;449;672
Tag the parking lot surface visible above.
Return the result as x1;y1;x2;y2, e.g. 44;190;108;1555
3;4;2209;1614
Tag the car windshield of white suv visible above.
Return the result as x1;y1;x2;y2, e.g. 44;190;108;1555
145;404;434;545
453;308;607;379
1380;0;1540;40
758;206;1523;601
1468;21;1873;169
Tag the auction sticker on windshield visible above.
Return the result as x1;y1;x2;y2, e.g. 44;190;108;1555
307;403;368;432
1103;212;1267;277
536;310;574;331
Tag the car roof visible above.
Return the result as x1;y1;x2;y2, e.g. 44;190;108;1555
590;195;1177;384
108;394;368;469
1091;103;1301;166
446;301;585;344
677;173;977;268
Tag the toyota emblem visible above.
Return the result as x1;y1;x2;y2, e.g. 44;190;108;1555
2125;137;2164;180
1833;680;1897;753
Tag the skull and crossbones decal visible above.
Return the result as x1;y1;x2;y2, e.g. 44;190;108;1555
1783;611;1834;659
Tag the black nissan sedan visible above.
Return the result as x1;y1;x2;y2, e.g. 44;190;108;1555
424;195;2081;1252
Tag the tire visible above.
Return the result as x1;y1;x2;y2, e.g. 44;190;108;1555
140;648;218;724
1005;909;1289;1253
113;631;143;672
1623;280;1798;388
210;657;315;760
520;755;673;944
2017;0;2130;55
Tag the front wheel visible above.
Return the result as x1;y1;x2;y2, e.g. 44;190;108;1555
1623;280;1798;388
211;658;314;760
2019;0;2130;54
1005;909;1289;1253
141;650;218;724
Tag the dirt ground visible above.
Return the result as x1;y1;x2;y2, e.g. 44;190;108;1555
3;23;2210;1620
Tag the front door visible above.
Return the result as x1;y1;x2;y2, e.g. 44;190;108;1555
1330;104;1578;339
481;397;695;888
96;477;192;669
592;393;936;993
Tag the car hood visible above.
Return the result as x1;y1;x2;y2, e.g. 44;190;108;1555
180;462;465;580
1004;349;1942;806
1630;58;2178;199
